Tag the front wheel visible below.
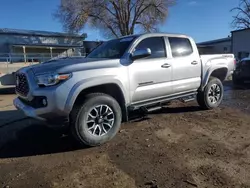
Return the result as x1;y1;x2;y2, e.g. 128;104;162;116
197;77;224;110
70;93;122;146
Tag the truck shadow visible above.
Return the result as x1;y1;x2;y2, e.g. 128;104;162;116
0;105;202;158
129;105;201;123
0;123;83;159
152;106;201;115
0;110;26;127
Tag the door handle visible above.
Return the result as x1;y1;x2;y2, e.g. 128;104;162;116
191;61;198;65
161;63;171;68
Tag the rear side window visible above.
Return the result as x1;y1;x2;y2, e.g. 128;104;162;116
135;37;166;58
168;37;193;57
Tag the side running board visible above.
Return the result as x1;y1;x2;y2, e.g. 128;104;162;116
129;92;197;111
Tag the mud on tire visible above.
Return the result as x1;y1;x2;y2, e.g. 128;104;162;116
70;93;122;146
197;77;224;110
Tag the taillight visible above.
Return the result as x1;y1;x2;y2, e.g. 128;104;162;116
234;59;237;69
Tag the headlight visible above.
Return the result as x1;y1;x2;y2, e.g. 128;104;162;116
36;73;72;86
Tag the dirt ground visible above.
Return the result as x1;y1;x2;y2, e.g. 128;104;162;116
0;82;250;188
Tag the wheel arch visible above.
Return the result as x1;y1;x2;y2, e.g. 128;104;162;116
65;78;129;122
201;67;228;90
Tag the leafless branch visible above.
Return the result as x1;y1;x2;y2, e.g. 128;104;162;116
54;0;175;38
231;0;250;29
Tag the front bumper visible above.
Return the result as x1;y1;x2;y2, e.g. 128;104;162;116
13;96;69;122
14;69;72;123
13;97;46;121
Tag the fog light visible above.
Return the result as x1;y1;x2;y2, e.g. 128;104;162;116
42;99;47;106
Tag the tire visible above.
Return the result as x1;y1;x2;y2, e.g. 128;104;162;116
197;77;224;110
70;93;122;146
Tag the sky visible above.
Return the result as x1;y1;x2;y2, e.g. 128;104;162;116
0;0;239;43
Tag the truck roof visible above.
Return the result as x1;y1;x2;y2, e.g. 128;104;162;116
119;32;190;39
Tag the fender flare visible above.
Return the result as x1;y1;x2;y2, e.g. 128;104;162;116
64;76;128;113
201;65;228;90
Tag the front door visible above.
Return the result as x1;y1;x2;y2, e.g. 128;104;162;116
128;37;173;104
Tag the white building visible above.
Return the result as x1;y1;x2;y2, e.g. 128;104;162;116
231;28;250;60
197;28;250;61
197;37;232;55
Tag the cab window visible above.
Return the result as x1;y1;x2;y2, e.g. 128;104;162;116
135;37;166;58
168;37;193;57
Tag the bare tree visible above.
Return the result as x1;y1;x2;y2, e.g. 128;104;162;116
54;0;175;38
231;0;250;29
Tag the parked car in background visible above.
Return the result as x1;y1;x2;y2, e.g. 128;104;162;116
14;33;235;146
233;57;250;85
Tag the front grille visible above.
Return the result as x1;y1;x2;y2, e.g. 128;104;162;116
16;73;29;96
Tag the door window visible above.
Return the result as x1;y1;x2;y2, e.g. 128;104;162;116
135;37;166;58
168;37;193;57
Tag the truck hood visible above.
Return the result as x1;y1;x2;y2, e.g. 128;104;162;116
29;57;121;75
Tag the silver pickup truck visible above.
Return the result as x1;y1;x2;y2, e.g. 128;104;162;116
13;33;235;146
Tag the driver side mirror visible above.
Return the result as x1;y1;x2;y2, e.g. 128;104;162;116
131;48;151;61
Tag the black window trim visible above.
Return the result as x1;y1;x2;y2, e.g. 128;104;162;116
168;37;194;58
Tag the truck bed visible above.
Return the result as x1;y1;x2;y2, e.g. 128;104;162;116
200;54;235;81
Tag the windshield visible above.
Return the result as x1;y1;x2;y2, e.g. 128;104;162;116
87;36;137;59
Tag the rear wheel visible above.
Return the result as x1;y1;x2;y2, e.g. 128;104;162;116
197;77;224;110
70;93;122;146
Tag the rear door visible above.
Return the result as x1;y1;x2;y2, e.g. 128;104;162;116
168;37;201;94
